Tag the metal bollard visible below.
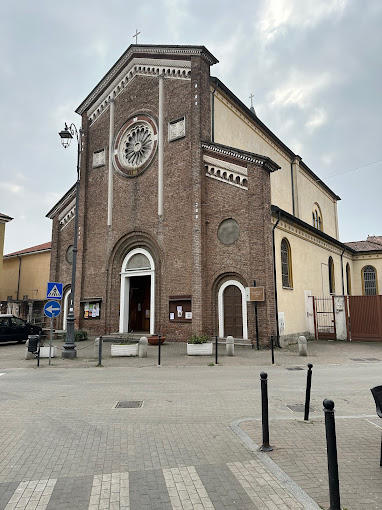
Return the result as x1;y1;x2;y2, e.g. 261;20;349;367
158;334;161;366
323;399;341;510
215;335;218;364
97;336;103;366
260;372;273;451
304;363;313;421
270;335;275;365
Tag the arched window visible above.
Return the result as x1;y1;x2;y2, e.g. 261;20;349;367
346;263;351;295
281;238;293;288
312;203;323;231
328;256;335;294
362;266;378;295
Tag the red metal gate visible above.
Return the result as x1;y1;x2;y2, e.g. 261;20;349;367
348;295;382;341
313;296;336;340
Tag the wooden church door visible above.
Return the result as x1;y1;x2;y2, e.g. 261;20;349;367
223;285;243;337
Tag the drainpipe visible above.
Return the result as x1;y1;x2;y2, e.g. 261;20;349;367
16;255;22;301
340;248;345;295
272;210;281;347
211;79;218;142
290;160;295;216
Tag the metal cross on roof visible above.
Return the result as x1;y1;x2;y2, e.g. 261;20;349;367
133;29;141;44
249;93;254;108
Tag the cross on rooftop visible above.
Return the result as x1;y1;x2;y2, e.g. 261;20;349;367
133;29;141;44
249;93;254;108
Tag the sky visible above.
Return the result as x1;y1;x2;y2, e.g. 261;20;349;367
1;0;381;254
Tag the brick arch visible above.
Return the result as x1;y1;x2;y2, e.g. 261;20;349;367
105;231;163;335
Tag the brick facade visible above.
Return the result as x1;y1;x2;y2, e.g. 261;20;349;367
49;45;277;346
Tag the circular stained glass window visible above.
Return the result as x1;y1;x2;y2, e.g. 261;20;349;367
113;114;158;177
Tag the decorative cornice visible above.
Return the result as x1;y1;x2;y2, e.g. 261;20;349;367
203;154;248;189
77;45;218;116
201;141;280;172
46;185;76;219
87;58;191;125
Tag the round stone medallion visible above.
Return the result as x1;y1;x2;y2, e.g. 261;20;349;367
113;114;158;177
217;218;240;245
66;245;74;264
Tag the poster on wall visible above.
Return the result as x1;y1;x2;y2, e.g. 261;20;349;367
84;302;100;319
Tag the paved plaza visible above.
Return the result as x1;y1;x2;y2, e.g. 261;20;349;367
0;339;381;509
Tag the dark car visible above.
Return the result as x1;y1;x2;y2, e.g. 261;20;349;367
0;314;42;343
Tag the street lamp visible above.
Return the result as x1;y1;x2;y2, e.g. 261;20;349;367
58;122;82;358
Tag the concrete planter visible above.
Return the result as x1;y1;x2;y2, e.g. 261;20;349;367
39;346;57;358
187;342;213;356
111;344;138;357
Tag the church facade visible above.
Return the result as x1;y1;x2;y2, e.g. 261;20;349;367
47;44;381;345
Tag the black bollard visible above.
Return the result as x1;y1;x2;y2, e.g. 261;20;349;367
215;335;218;365
260;372;273;451
270;335;275;365
304;363;313;421
98;336;103;366
323;399;341;510
158;334;161;366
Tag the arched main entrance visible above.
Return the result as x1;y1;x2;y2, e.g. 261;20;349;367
218;280;248;339
119;248;155;334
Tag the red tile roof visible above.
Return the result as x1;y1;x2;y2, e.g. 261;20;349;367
4;242;51;257
344;236;382;252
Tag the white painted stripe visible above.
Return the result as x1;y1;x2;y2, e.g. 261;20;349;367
5;478;57;510
88;472;129;509
163;466;215;509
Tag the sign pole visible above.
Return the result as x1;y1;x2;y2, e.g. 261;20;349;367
49;318;53;365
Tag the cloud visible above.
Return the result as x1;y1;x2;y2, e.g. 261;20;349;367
305;108;328;132
267;71;332;109
164;0;189;41
80;38;110;60
0;182;24;195
260;0;349;41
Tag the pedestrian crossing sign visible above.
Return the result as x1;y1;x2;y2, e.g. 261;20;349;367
46;282;63;300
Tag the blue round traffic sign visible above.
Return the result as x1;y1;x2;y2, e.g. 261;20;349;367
44;300;61;318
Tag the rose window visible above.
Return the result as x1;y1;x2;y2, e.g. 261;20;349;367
113;115;158;177
120;124;153;168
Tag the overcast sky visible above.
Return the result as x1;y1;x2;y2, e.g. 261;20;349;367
1;0;381;254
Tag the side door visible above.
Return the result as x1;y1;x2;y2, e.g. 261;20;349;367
0;317;11;342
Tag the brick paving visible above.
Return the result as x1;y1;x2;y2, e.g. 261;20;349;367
0;339;381;509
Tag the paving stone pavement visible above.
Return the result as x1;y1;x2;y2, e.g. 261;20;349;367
0;339;381;509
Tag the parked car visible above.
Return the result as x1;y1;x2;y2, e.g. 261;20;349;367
0;314;43;343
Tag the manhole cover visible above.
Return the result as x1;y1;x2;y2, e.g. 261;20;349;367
114;401;143;408
286;367;304;371
287;404;316;413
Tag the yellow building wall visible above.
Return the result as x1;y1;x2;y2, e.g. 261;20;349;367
0;223;4;279
349;254;382;295
0;251;50;301
213;91;339;239
296;169;339;239
274;222;344;337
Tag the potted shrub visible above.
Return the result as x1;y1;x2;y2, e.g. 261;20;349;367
111;332;139;357
187;333;213;356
